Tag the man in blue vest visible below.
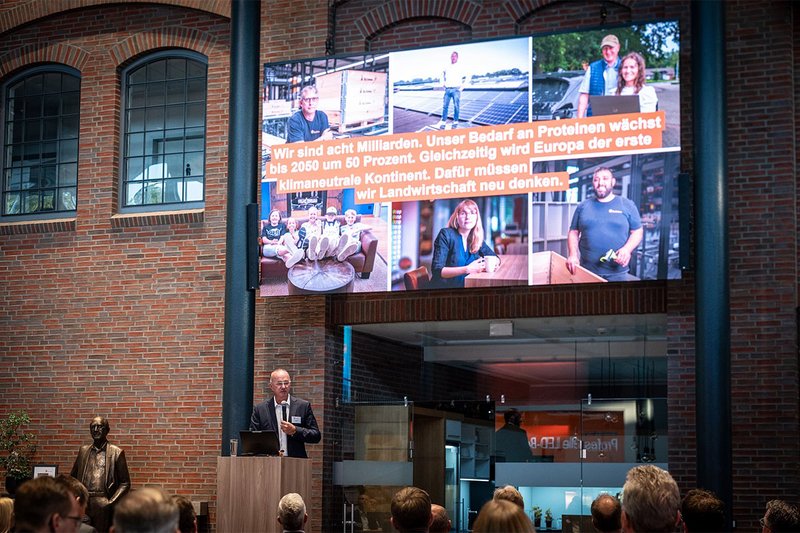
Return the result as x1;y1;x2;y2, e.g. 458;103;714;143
577;34;621;118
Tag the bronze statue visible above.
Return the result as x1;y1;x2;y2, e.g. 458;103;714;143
70;416;131;533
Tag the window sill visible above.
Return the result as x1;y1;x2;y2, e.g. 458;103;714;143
0;217;77;235
111;209;204;228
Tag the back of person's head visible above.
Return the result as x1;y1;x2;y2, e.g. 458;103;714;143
429;504;451;533
680;489;724;532
13;476;73;533
54;474;89;511
621;465;680;533
591;493;622;533
391;486;432;532
764;499;800;533
277;493;306;531
0;496;13;533
493;486;524;509
171;495;198;533
473;499;534;533
111;487;179;533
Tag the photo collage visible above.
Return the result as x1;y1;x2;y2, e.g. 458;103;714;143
258;22;681;296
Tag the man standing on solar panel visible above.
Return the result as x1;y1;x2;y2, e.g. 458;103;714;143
250;368;321;458
577;34;622;118
436;51;470;130
567;167;643;281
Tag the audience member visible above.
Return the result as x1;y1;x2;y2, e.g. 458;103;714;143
171;496;198;533
429;504;451;533
110;487;178;533
277;493;307;533
390;487;432;533
55;474;98;533
620;465;680;533
680;489;724;533
0;496;13;533
13;476;81;533
472;499;534;533
591;494;622;533
493;485;524;509
761;499;800;533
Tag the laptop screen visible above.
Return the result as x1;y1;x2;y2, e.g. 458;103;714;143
239;430;281;456
590;95;640;116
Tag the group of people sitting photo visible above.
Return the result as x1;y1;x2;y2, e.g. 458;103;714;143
259;206;369;269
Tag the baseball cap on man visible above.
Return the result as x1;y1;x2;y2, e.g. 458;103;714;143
600;34;620;48
326;207;337;215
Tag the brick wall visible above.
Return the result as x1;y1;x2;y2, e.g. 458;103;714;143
1;1;797;532
0;1;232;527
723;0;799;516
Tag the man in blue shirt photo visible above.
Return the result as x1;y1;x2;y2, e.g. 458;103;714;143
567;167;643;281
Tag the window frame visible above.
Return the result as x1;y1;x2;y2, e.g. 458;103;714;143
119;49;208;214
0;64;81;222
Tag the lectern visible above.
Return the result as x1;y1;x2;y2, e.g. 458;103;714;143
217;456;311;532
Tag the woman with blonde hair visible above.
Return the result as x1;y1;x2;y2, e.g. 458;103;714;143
431;199;498;289
0;496;13;533
473;499;535;533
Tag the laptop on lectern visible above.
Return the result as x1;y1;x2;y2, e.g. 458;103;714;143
239;430;281;456
589;94;640;116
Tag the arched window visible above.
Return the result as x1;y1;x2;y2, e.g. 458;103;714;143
1;66;80;219
121;51;207;210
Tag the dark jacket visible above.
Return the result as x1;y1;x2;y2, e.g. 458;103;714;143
70;442;131;504
250;395;321;458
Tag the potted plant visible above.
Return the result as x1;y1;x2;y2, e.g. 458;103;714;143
532;506;542;528
545;508;553;529
0;411;37;494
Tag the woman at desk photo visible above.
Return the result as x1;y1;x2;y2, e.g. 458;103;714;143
431;199;498;289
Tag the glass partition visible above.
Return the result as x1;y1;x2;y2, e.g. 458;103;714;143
344;314;667;532
335;401;414;533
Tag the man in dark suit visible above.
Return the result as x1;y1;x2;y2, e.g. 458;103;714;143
70;416;131;533
495;409;532;463
250;368;321;458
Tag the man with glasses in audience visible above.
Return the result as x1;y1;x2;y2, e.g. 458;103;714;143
760;499;800;532
250;368;321;458
55;474;98;533
14;476;84;533
287;85;333;143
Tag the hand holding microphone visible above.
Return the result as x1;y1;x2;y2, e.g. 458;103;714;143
280;400;296;435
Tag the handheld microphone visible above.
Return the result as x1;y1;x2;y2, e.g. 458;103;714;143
280;400;288;422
